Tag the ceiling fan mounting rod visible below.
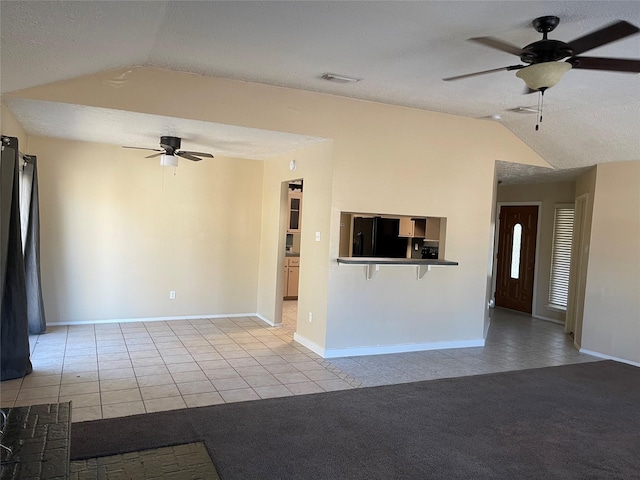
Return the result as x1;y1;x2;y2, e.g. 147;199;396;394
533;16;560;38
160;135;181;153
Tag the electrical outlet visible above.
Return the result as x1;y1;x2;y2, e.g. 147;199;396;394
169;290;176;300
308;312;313;322
315;231;321;242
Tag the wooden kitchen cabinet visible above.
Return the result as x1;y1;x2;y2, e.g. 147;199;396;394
287;264;299;298
283;257;300;299
398;217;426;238
398;217;413;237
287;191;303;233
426;217;440;241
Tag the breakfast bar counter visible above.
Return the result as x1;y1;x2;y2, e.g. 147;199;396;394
337;257;458;279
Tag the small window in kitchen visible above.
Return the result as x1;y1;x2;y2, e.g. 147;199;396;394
510;223;522;279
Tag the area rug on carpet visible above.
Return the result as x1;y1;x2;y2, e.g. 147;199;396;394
71;360;640;480
70;442;219;479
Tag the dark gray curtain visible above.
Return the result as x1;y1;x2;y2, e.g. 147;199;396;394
20;156;46;334
1;136;33;381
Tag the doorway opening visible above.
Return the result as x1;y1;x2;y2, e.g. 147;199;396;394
279;179;303;330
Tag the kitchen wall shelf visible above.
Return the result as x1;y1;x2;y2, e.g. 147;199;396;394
337;257;458;280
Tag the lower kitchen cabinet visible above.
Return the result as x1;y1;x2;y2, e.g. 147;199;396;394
284;257;300;299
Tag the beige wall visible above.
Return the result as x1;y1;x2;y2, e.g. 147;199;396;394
28;135;264;323
1;102;28;148
581;161;640;364
496;181;576;322
256;141;334;352
8;67;551;353
324;120;502;352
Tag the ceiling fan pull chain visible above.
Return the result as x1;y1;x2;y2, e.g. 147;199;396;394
535;91;541;131
535;89;546;131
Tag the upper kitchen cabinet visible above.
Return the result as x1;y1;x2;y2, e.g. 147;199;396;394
287;182;303;233
425;217;441;242
399;217;440;240
398;217;426;238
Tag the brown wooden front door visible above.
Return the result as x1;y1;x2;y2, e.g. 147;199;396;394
495;205;538;313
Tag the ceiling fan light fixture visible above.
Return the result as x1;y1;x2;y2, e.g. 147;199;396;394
516;61;572;91
160;153;178;167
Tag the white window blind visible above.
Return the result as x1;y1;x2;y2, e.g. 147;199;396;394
549;205;575;309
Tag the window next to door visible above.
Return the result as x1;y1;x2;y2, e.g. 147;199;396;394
548;204;575;310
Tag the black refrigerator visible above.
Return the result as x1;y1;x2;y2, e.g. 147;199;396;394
352;217;407;258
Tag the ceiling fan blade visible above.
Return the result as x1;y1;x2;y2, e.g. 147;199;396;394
123;146;163;152
176;152;203;162
568;56;640;73
443;65;524;81
145;152;163;159
468;37;524;56
179;150;214;158
567;20;639;56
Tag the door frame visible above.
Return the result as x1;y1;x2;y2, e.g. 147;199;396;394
492;202;543;317
565;193;589;349
277;178;303;328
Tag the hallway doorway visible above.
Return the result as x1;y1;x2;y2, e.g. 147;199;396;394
281;300;297;336
277;179;303;329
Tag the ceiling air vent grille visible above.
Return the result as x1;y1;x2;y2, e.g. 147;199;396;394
320;73;362;83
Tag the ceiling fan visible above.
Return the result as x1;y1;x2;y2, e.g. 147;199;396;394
443;16;640;91
123;136;214;166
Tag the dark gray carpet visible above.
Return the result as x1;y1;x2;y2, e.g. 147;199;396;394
71;360;640;480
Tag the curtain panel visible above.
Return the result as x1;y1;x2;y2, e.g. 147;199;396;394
20;157;46;334
1;136;33;381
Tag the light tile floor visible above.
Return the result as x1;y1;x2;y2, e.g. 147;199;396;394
0;303;598;422
328;307;598;387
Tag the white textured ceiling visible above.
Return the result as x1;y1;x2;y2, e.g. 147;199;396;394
1;1;639;181
3;98;327;160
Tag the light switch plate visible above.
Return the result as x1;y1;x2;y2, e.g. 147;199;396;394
315;232;321;241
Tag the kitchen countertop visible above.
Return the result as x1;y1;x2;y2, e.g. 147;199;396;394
337;257;458;266
286;252;300;257
337;257;458;280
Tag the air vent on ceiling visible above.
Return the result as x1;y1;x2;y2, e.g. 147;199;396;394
320;73;362;83
508;106;540;114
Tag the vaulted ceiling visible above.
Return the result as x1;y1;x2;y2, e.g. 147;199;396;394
2;1;639;182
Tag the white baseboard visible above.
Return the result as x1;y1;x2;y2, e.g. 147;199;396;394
47;312;260;326
532;314;565;325
579;349;640;368
255;313;281;327
293;333;325;357
293;333;485;359
484;318;491;338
